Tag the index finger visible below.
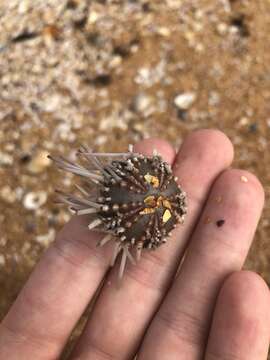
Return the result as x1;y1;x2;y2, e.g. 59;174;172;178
0;139;175;360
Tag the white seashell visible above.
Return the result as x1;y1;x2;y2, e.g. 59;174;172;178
23;191;47;210
174;92;197;110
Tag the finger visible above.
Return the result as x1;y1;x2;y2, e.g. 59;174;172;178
138;169;264;359
0;215;114;359
71;130;233;360
205;271;270;360
0;138;174;360
69;138;175;359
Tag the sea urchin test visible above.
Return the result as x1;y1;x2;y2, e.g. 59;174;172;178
49;145;187;279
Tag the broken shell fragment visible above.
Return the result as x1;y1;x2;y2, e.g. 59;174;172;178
23;191;47;210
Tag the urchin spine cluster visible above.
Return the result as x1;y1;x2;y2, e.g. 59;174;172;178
49;145;187;279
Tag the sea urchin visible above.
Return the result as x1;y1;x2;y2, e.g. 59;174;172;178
49;145;187;279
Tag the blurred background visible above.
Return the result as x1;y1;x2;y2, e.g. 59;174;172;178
0;0;269;353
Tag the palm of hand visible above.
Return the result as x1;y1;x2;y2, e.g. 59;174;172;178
0;130;269;360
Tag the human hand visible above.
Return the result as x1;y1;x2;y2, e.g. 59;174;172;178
0;129;269;360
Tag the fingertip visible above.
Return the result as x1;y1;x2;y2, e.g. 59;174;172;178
222;270;270;307
134;137;176;164
220;270;270;331
191;129;234;155
176;128;234;168
215;168;265;217
206;270;270;359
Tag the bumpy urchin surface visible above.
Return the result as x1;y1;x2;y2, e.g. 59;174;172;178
49;145;187;279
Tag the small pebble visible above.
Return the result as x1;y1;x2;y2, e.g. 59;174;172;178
240;175;248;183
131;93;154;114
217;23;228;36
18;0;30;13
0;186;17;203
23;191;47;210
36;228;56;246
25;221;36;233
0;151;13;166
174;92;197;110
0;254;5;266
88;10;100;24
156;27;171;37
109;55;122;69
27;150;50;174
176;109;188;121
249;123;257;133
208;91;220;106
0;237;7;247
42;25;60;45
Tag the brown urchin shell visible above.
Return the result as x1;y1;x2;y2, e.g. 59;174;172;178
49;145;187;278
